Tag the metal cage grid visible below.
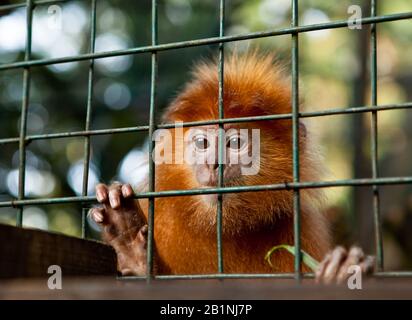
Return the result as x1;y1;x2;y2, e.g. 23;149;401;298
0;0;412;282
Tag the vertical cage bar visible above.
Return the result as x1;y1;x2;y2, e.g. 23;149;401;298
370;0;383;271
291;0;302;281
146;0;158;282
81;0;97;238
17;0;34;227
216;0;225;274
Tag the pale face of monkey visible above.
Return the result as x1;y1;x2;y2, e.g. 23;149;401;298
185;125;255;190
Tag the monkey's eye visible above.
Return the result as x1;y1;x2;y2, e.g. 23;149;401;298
194;136;210;150
227;136;246;150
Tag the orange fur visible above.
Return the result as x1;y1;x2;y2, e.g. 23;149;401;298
138;52;331;274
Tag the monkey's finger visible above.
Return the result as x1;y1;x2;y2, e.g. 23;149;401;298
121;184;134;198
108;183;123;209
336;246;364;284
120;268;135;276
360;255;375;274
116;252;136;276
134;224;148;249
107;183;136;236
131;225;148;275
89;207;105;224
315;252;332;284
96;183;109;203
139;224;148;236
322;246;347;284
109;183;142;226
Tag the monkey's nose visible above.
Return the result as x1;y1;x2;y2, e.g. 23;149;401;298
206;164;222;186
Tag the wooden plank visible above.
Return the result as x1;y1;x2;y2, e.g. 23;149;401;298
1;277;412;299
0;224;117;278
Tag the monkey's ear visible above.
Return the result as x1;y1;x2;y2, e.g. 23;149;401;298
299;121;307;138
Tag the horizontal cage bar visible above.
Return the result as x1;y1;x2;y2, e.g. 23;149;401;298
1;176;412;208
0;12;411;71
117;271;412;281
1;0;411;282
0;101;411;145
0;0;85;12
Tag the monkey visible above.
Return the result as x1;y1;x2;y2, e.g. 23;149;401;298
89;52;375;284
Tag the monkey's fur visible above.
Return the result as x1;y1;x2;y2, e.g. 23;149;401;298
134;52;331;274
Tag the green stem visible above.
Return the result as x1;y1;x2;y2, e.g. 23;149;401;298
265;244;319;272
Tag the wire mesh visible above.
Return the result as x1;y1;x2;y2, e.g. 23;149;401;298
0;0;411;281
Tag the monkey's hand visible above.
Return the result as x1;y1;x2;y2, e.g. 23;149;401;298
89;182;148;276
315;246;375;285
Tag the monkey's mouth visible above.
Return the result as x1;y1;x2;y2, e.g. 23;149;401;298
199;175;243;188
198;178;243;205
200;193;218;205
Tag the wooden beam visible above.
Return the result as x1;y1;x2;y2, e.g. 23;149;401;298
1;277;412;299
0;224;117;278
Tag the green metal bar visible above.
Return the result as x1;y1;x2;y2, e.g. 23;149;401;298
2;101;411;146
291;0;301;282
370;0;384;272
16;0;34;227
0;12;411;71
119;273;315;280
373;271;412;278
4;176;412;208
216;0;225;275
0;3;26;11
146;0;158;282
0;0;83;12
119;271;412;280
81;0;97;239
0;0;410;282
33;0;79;5
118;271;412;280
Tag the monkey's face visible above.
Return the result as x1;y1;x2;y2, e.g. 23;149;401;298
185;125;258;192
180;122;295;235
155;124;298;235
156;104;297;234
